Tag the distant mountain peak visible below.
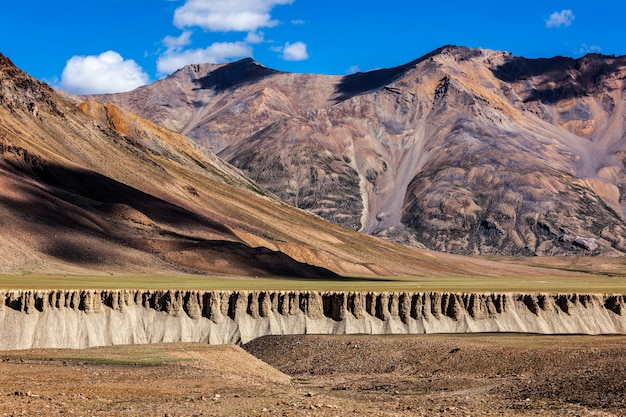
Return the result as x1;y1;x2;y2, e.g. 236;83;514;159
335;46;502;101
164;57;280;94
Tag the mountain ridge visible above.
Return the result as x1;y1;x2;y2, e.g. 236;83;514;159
86;46;626;256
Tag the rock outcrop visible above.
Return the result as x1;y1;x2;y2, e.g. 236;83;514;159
2;289;625;350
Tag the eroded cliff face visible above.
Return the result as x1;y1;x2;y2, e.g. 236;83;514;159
1;289;625;350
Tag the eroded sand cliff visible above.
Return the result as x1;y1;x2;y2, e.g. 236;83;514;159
1;289;625;350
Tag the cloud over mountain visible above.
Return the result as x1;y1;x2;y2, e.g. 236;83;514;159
59;51;149;94
163;31;193;50
546;9;575;28
281;41;309;61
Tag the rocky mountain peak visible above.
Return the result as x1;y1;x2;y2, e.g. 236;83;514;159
0;52;15;70
0;52;63;118
169;57;280;93
0;52;28;83
433;44;485;60
491;53;626;93
334;46;472;101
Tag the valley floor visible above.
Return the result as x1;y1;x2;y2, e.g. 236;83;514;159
1;335;625;416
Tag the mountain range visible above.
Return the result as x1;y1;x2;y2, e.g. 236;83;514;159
2;45;626;280
5;50;548;279
88;46;626;256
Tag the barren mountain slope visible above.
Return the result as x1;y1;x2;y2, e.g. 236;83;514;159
88;46;626;256
88;58;339;154
2;52;491;278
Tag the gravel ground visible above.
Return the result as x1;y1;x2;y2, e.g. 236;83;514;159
244;334;626;417
1;335;625;416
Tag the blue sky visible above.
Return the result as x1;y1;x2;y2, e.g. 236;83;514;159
1;1;624;94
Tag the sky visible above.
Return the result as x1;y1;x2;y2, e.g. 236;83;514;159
1;1;625;94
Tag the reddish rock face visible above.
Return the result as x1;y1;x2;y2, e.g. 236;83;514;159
88;46;626;256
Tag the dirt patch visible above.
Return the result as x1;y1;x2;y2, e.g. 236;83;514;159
0;343;295;417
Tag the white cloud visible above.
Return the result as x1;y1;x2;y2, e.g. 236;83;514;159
546;9;575;28
245;31;265;44
280;41;308;61
157;41;252;74
291;19;305;25
163;31;193;51
173;0;293;32
59;51;149;94
576;44;602;55
346;65;361;74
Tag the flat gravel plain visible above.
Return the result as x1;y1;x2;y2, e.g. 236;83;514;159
1;334;625;416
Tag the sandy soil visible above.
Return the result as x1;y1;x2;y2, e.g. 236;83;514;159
1;335;625;416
